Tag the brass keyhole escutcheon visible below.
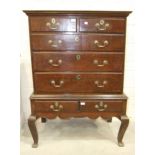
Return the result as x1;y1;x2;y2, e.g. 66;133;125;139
100;19;105;25
76;74;81;80
76;54;81;60
75;36;80;42
51;18;56;24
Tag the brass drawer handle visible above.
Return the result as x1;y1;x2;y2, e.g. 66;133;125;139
46;18;60;30
95;20;110;31
50;80;64;88
94;80;108;88
50;102;63;112
48;59;62;67
93;60;108;67
48;39;62;48
95;102;108;111
94;40;109;48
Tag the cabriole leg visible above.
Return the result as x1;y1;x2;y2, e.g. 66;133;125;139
28;116;38;148
117;115;129;147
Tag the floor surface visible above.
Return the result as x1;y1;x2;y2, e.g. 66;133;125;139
20;117;134;155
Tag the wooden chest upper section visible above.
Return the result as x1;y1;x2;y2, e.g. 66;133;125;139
24;11;131;94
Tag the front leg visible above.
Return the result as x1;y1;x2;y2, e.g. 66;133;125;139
117;115;129;147
28;116;38;148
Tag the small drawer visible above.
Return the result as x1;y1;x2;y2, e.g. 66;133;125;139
32;52;124;72
79;100;123;112
31;34;81;51
80;18;125;33
34;73;123;94
82;34;125;51
32;101;79;113
30;17;76;32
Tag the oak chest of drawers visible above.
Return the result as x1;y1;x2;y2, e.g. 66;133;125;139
24;10;131;148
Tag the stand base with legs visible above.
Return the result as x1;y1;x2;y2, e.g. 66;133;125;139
28;115;129;148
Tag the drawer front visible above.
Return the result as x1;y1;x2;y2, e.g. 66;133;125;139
33;52;124;72
30;17;76;32
34;73;123;93
32;100;124;114
82;35;124;51
31;34;81;51
80;18;125;33
80;100;123;112
32;101;78;113
31;34;124;51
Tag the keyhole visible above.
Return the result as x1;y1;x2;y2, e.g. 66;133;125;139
51;18;56;24
76;75;81;80
76;54;81;60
